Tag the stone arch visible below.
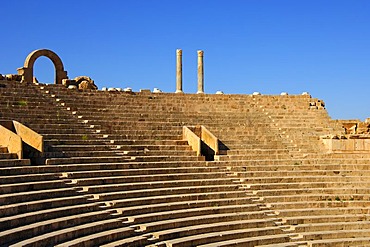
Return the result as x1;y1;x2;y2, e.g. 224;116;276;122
17;49;68;84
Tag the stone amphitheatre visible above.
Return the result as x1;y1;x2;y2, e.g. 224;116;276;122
2;49;370;247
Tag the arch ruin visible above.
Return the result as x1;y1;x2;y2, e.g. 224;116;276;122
17;49;68;84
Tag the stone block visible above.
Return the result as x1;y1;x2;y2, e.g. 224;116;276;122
6;74;22;81
79;80;98;90
62;79;76;87
139;89;151;94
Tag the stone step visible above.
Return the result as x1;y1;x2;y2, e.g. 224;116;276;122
27;123;102;130
252;187;370;197
283;213;370;226
148;218;276;242
40;128;184;136
307;237;370;247
217;154;294;161
56;101;260;111
0;180;67;194
0;160;208;176
0;108;72;117
235;170;370;178
223;144;289;150
45;156;133;165
156;227;284;247
42;133;183;141
44;139;188;146
37;128;99;135
299;228;370;242
269;200;370;211
132;210;271;233
99;235;149;247
73;104;264;112
43;149;197;158
225;162;370;171
243;181;370;191
52;226;135;247
0;113;76;122
276;207;370;218
309;153;370;159
238;175;370;185
1;209;114;246
46;155;204;165
255;241;308;247
125;204;259;225
0;146;8;153
0;159;31;167
102;190;250;209
92;184;243;201
261;193;370;204
0;173;61;184
60;166;221;179
197;234;293;247
80;178;239;193
0;187;80;205
0;153;18;159
0;202;101;231
226;149;291;155
93;129;183;135
68;172;230;186
0;195;93;217
41;133;115;140
48;144;192;152
293;220;370;233
113;197;254;217
302;158;370;165
89;120;271;128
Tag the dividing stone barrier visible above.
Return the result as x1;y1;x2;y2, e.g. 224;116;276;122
0;123;22;158
183;125;221;160
0;120;43;159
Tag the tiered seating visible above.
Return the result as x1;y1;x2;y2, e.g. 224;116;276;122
224;95;370;246
32;84;295;246
2;78;370;246
252;95;342;155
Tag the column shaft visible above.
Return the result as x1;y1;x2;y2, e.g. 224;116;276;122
197;50;204;94
176;49;183;93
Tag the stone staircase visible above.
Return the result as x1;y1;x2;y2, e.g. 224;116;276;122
1;79;370;246
0;144;30;167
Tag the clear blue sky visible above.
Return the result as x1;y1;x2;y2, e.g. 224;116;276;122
2;0;370;120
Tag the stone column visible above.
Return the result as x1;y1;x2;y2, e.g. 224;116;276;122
176;49;183;93
197;50;204;94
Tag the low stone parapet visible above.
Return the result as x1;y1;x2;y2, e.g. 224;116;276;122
321;134;370;153
0;120;43;159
